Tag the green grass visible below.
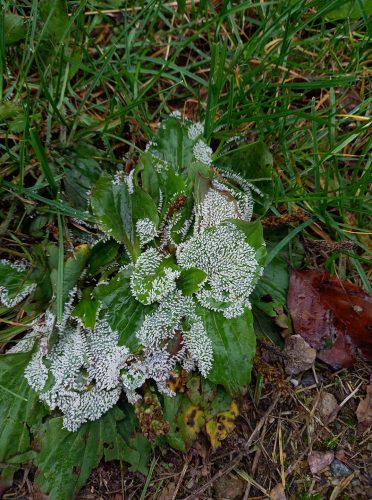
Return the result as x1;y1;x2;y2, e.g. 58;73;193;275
0;1;371;288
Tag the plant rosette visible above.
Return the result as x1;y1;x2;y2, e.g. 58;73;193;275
0;115;273;496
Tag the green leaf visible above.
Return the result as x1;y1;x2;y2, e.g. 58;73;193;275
35;406;150;500
0;101;21;121
177;267;207;295
62;144;102;210
0;352;46;463
215;141;274;215
91;173;136;259
199;308;256;396
72;288;99;328
94;268;149;350
4;13;27;45
138;151;187;218
29;128;58;196
131;186;159;228
325;0;372;19
87;239;120;276
150;117;196;171
0;260;36;308
50;244;90;304
39;0;70;45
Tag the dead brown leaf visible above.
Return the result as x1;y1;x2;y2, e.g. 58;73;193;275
288;269;372;369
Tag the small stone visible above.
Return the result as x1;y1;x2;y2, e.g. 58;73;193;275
214;475;245;500
318;392;339;423
290;378;299;387
335;449;346;461
330;459;353;477
308;451;334;474
301;370;323;387
270;482;287;500
284;335;316;375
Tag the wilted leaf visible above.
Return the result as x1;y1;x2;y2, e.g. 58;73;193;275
288;269;372;369
206;400;239;449
135;391;170;440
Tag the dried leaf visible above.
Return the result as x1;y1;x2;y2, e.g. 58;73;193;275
288;269;372;369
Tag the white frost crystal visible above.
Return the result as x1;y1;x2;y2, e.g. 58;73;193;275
130;248;180;305
24;318;129;431
0;259;36;308
126;290;213;398
187;122;204;140
177;223;261;318
136;218;158;247
193;139;213;166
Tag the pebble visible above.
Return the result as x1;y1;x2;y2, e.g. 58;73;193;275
301;370;324;387
330;459;353;477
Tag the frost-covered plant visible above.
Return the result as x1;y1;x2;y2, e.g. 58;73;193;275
2;115;270;434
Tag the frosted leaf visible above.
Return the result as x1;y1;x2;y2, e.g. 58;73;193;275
56;287;77;332
24;350;48;392
183;319;213;377
187;122;204;141
114;169;134;194
132;290;213;393
193;139;213;166
195;186;240;234
169;110;182;118
177;223;261;318
8;331;38;353
136;218;158;247
218;168;264;198
86;318;130;390
41;385;122;432
130;248;180;305
0;259;36;308
25;317;130;431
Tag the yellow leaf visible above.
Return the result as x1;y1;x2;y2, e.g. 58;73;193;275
206;400;239;449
